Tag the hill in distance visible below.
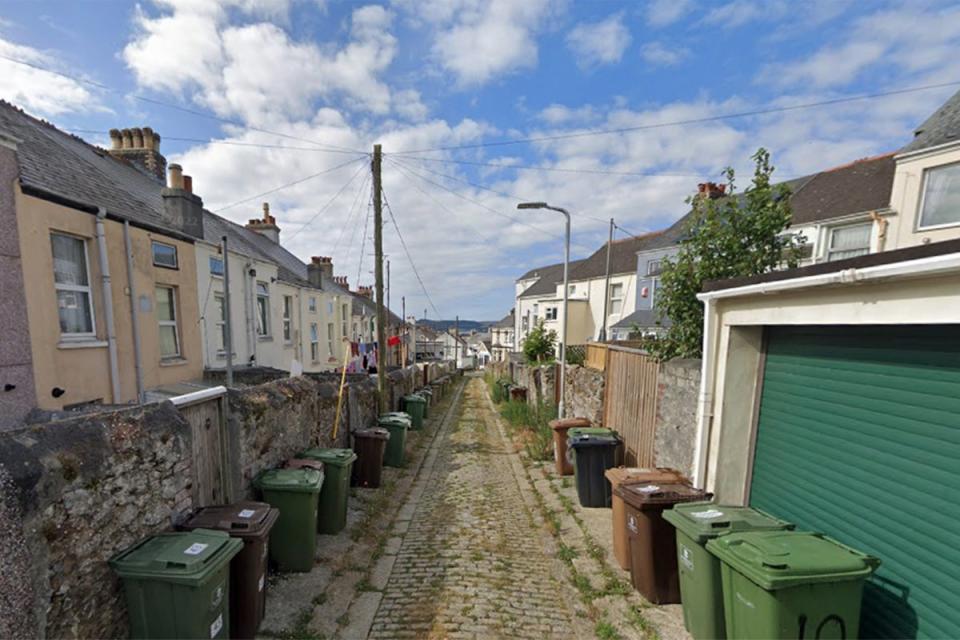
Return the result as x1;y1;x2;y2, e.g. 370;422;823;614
416;319;495;333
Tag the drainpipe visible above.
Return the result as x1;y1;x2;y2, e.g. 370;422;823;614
222;237;234;386
122;221;145;404
243;262;254;364
691;297;716;489
95;208;121;403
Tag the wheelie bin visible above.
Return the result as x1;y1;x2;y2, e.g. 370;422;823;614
110;528;243;639
254;468;324;571
297;448;358;534
352;427;390;488
377;415;409;467
663;502;793;639
181;502;279;640
549;417;590;476
568;432;621;507
615;482;710;603
417;388;433;417
706;531;880;640
381;411;412;426
402;394;426;429
606;467;687;570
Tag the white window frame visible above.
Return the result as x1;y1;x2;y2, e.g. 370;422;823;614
327;322;335;356
214;292;228;354
310;323;320;362
341;303;348;338
151;241;178;269
256;282;270;337
156;285;181;359
308;296;317;312
209;255;224;277
282;295;293;343
51;232;96;339
609;282;624;315
825;222;872;262
646;259;662;276
917;162;960;231
545;307;558;321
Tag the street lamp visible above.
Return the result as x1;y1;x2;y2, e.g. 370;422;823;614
517;201;571;419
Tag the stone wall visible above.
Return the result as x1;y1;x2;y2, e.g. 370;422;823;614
0;366;422;639
653;358;701;479
562;364;605;426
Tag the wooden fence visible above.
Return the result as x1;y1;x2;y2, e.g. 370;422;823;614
601;346;660;466
585;344;609;371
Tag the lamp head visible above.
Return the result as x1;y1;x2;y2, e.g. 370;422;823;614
517;202;548;210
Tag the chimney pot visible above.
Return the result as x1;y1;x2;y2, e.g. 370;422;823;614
110;126;167;182
183;175;193;193
168;164;184;190
131;128;143;148
109;129;122;150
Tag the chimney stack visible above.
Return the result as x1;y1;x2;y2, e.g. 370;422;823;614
108;127;167;183
697;182;727;200
333;275;349;290
307;256;333;289
357;285;373;299
246;202;281;243
161;163;204;239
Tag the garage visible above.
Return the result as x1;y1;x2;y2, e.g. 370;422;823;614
748;325;960;639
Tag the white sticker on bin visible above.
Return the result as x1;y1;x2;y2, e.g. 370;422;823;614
184;543;209;556
633;485;660;493
690;509;724;520
259;574;265;592
210;613;223;638
238;509;256;518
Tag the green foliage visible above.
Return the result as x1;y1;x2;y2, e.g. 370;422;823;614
651;148;804;359
499;399;557;460
522;320;557;364
565;344;586;366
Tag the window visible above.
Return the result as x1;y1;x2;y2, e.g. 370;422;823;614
310;323;319;361
533;303;539;317
282;295;293;342
826;223;871;261
327;301;334;315
545;307;558;321
152;241;178;269
327;323;335;356
609;283;624;315
919;163;960;229
341;304;348;337
256;282;270;336
568;284;576;295
646;259;662;276
156;286;180;358
214;293;228;353
51;233;95;337
209;256;224;276
308;296;317;312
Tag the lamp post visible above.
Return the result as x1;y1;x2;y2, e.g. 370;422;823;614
517;201;570;419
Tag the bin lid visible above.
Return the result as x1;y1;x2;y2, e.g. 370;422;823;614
419;388;433;395
182;502;279;539
662;502;793;543
109;529;243;585
568;433;620;448
614;482;710;510
705;531;880;590
354;427;390;440
255;468;324;492
381;411;412;420
568;427;617;439
549;417;591;431
605;467;686;487
378;419;408;432
403;394;426;404
286;458;325;472
299;448;358;467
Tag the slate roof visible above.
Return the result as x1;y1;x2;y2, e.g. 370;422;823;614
788;154;895;225
0;100;185;237
567;217;689;281
610;308;670;330
517;259;586;298
495;311;515;328
900;89;960;154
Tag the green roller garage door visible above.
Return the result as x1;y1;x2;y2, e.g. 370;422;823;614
750;325;960;639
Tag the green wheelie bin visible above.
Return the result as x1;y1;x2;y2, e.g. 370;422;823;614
298;448;358;534
402;394;426;429
418;388;433;417
255;468;324;572
110;529;243;639
706;530;880;639
662;502;793;639
381;411;412;427
378;415;409;466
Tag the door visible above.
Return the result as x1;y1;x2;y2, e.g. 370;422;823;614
749;326;960;639
178;396;229;507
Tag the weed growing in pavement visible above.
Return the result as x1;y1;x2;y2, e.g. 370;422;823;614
595;620;622;640
627;605;660;640
355;578;380;593
499;399;557;460
557;543;578;562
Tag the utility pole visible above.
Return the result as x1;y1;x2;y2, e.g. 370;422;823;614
598;217;614;342
455;315;460;367
372;144;387;411
386;258;392;367
222;235;234;387
401;295;406;365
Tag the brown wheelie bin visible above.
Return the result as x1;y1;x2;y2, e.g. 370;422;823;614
181;502;279;640
615;482;710;604
352;427;390;488
549;417;590;475
605;467;687;570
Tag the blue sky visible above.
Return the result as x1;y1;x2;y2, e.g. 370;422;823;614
2;0;960;319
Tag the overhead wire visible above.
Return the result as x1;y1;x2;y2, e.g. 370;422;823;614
286;161;368;242
330;170;373;256
380;183;442;318
0;53;366;154
67;129;367;155
386;152;707;177
356;184;374;289
213;155;368;212
396;80;960;153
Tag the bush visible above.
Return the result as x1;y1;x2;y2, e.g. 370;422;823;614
499;399;557;461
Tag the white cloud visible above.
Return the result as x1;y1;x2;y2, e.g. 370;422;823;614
702;0;770;28
0;37;99;116
645;0;694;28
538;104;598;125
639;41;690;67
566;13;632;69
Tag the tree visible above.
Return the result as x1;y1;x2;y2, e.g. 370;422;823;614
522;320;557;364
651;148;804;359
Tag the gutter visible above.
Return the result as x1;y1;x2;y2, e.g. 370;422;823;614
691;248;960;488
95;208;122;403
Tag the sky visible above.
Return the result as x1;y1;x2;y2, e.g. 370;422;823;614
2;0;960;320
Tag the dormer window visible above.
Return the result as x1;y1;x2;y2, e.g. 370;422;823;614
919;162;960;229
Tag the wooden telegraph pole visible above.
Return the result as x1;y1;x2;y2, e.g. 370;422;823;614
373;144;387;411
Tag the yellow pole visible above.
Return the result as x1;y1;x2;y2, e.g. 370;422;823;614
332;339;351;441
